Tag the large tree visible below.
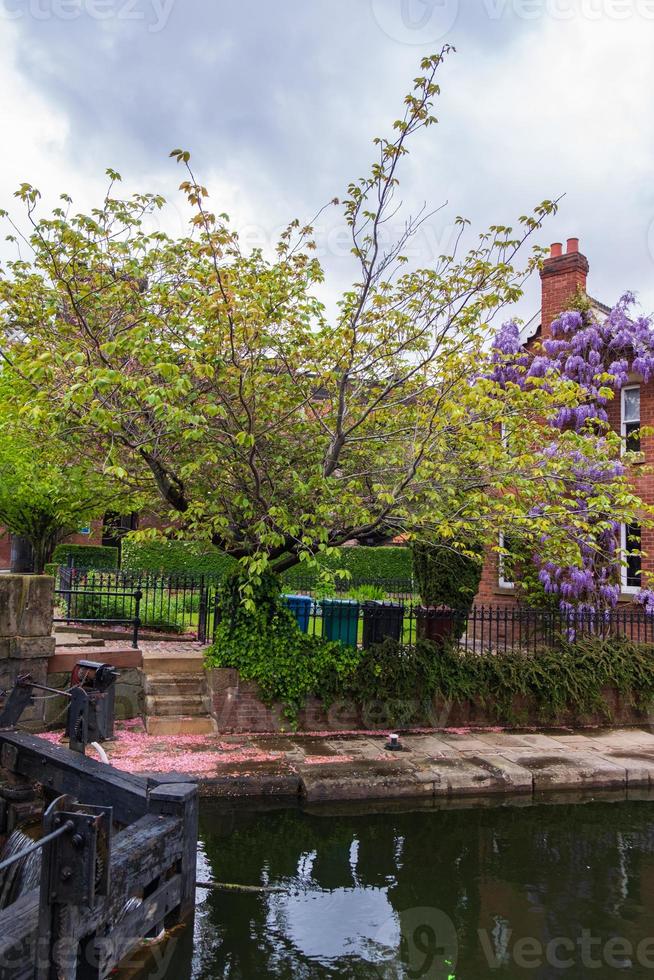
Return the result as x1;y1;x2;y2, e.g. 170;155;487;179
0;49;645;585
0;374;138;571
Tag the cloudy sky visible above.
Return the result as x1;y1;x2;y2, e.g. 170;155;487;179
1;0;654;324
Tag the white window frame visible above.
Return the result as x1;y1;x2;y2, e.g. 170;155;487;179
498;532;515;590
621;522;642;594
621;385;641;454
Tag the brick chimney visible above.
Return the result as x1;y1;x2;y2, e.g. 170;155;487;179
539;238;589;339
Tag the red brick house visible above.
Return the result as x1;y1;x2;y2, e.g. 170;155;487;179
0;514;136;572
476;237;652;606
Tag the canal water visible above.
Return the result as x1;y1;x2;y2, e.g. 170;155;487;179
143;796;654;979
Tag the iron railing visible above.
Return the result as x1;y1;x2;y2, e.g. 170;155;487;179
51;564;654;652
54;580;142;649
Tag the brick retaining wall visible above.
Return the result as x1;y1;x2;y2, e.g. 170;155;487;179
208;668;654;734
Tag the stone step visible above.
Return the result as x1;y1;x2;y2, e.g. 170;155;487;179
145;695;209;718
54;634;105;649
146;715;217;736
141;655;205;676
54;625;95;636
55;645;136;659
144;675;205;696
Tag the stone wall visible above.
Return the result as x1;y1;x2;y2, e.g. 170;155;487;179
0;575;56;729
208;667;654;734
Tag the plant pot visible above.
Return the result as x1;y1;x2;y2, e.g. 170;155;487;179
415;605;461;646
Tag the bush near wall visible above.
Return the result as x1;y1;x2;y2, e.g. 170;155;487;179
324;635;654;725
121;540;413;584
52;544;119;570
121;539;237;577
412;541;482;607
283;546;412;587
211;632;654;729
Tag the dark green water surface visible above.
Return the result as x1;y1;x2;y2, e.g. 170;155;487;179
154;795;654;979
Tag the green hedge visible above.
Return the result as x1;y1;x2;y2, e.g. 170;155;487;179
121;539;412;584
121;539;237;577
283;546;412;586
52;544;119;570
412;541;482;607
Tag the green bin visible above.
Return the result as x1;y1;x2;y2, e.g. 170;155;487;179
320;598;360;648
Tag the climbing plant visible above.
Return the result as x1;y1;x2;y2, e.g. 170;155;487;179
206;571;360;723
490;291;654;612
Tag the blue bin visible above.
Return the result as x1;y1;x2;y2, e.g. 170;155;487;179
283;594;313;633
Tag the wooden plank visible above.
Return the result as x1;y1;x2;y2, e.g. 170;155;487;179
75;815;184;939
0;732;148;825
95;876;182;976
148;783;198;920
0;815;185;980
0;888;39;980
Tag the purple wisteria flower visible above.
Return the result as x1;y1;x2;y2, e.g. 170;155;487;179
490;293;654;613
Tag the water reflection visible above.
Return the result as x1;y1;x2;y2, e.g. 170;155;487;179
144;797;654;979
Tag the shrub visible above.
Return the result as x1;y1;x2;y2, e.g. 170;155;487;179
412;541;482;608
341;634;654;725
319;638;442;726
282;546;413;588
52;544;119;570
346;584;389;602
122;539;413;586
206;571;361;723
209;607;654;727
426;635;654;724
121;539;236;578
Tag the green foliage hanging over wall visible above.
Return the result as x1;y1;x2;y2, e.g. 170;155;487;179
206;571;361;722
211;631;654;729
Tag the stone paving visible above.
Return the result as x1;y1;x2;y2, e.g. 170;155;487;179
75;723;654;804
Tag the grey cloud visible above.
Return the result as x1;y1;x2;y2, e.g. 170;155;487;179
4;0;654;316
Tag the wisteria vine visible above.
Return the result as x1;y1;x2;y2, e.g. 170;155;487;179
491;292;654;613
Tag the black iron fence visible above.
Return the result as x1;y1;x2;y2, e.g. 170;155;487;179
51;565;654;652
51;567;419;645
272;598;654;652
450;605;654;653
53;583;143;649
53;566;216;642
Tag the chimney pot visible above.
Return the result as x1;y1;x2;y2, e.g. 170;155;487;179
550;242;563;258
567;237;579;254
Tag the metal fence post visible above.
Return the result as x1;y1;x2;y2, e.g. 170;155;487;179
197;576;208;643
133;589;142;649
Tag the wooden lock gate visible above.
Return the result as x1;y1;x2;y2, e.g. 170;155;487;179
0;731;198;980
